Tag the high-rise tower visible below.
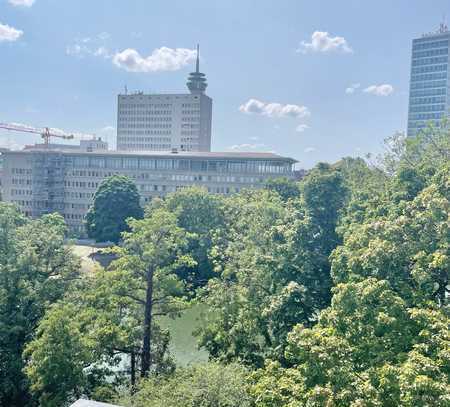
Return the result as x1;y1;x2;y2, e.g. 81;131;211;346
187;45;208;94
117;45;212;152
407;24;450;137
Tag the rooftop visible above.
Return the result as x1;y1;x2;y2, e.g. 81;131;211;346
2;147;297;162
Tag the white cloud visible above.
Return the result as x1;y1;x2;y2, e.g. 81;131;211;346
0;136;24;150
93;46;112;58
363;84;394;96
0;23;23;42
66;33;113;59
304;147;316;153
100;125;115;132
296;124;310;132
298;31;353;54
98;32;110;41
249;136;260;141
66;43;112;59
8;0;35;7
239;98;310;119
345;83;360;94
228;143;269;152
113;47;197;73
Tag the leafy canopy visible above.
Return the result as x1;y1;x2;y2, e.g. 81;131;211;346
86;175;143;243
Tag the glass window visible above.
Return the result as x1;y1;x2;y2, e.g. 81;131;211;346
123;158;138;169
156;159;172;170
74;156;89;168
107;157;122;169
140;159;156;169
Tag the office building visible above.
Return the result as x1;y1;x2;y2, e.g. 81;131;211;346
0;145;297;235
117;46;212;152
407;24;450;136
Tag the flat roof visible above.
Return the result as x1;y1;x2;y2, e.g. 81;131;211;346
3;148;297;163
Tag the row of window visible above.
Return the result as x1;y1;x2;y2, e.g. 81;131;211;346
119;103;172;108
411;64;447;74
410;80;447;90
408;112;445;120
413;39;449;50
119;110;172;115
118;137;171;143
68;157;292;174
11;168;32;175
10;189;32;196
11;178;32;185
181;130;200;136
409;96;446;105
409;88;447;97
181;110;201;115
412;48;449;59
65;192;95;199
411;72;447;82
118;130;172;136
118;124;172;129
63;213;84;220
64;181;100;188
409;104;446;113
411;56;449;66
118;117;172;122
408;120;441;129
119;144;172;150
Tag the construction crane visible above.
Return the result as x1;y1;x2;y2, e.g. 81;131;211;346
0;122;75;147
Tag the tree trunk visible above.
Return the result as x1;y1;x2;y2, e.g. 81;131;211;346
141;267;154;377
130;350;136;390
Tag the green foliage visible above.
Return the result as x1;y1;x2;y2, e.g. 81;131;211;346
25;207;194;405
332;166;449;307
6;128;449;406
0;205;79;406
264;177;301;201
250;279;449;406
154;187;226;289
250;129;450;406
196;166;348;367
119;362;251;407
86;175;143;243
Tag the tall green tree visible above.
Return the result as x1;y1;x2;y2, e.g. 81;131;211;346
86;175;143;243
196;167;347;367
25;208;194;405
0;205;79;406
157;187;226;289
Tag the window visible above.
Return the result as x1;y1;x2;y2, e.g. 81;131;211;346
123;158;138;169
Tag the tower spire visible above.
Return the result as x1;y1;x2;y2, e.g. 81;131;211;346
187;44;207;94
196;44;200;73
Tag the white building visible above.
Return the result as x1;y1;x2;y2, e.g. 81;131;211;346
117;46;212;152
0;145;297;235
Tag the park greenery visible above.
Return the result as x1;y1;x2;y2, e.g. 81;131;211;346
0;126;448;406
86;175;144;243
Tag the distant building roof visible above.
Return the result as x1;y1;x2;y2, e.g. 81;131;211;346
70;399;122;407
4;148;297;163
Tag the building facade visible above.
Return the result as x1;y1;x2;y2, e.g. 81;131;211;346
0;148;297;235
407;24;450;137
117;46;212;152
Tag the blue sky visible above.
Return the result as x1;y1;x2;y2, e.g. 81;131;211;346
0;0;448;168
